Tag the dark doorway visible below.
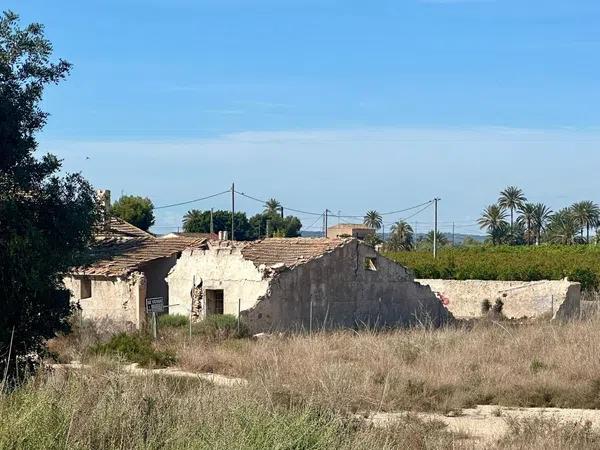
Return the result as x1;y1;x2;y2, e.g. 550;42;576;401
206;289;224;315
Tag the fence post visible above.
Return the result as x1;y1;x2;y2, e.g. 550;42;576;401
309;298;313;336
152;312;157;340
237;298;241;334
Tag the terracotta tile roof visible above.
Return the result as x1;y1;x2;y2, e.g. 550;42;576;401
161;232;218;240
240;238;348;268
95;217;154;242
74;235;208;277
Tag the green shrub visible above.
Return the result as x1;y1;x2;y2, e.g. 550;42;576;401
569;268;599;291
193;314;249;339
89;333;176;367
158;314;189;328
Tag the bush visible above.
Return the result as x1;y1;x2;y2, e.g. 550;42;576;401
569;268;599;291
89;333;176;367
193;314;249;339
158;314;189;328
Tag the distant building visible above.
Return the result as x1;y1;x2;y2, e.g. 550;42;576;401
326;223;375;240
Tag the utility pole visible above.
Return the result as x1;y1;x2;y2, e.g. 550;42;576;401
280;206;284;218
231;183;235;241
382;224;385;241
433;198;441;258
452;222;455;246
337;210;341;226
266;219;271;237
210;208;214;235
324;209;329;238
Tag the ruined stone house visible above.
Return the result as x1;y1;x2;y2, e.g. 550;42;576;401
167;238;449;332
64;216;207;328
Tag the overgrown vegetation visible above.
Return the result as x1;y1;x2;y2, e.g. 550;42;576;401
34;316;600;448
386;245;600;290
193;314;250;339
157;314;189;328
90;333;176;368
0;372;466;450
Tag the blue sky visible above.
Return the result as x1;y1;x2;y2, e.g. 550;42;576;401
8;0;600;233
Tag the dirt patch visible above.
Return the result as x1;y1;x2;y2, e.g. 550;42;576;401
360;404;600;444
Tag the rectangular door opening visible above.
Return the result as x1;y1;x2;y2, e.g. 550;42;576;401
206;289;224;315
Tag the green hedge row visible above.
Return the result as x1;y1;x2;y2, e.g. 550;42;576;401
385;245;600;291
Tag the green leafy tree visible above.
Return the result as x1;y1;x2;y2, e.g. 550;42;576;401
364;233;383;247
0;11;99;381
111;195;155;231
249;212;302;238
478;204;509;245
498;186;527;228
571;201;600;244
182;209;252;240
363;210;383;230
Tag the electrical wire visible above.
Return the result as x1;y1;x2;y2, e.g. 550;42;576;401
235;190;324;216
304;213;326;231
155;190;231;209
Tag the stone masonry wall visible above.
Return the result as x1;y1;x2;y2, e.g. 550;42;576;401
243;242;450;332
416;279;581;320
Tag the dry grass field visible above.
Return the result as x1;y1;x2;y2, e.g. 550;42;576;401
12;314;600;449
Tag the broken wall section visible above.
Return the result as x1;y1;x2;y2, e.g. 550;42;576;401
244;242;451;332
416;279;581;320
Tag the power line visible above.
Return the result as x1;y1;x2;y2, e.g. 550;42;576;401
155;189;230;209
235;190;323;216
335;200;434;220
304;213;325;230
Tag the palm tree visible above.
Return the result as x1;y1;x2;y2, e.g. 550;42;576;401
570;201;600;244
424;230;449;247
518;203;537;245
498;186;527;228
388;220;414;251
363;210;383;230
182;209;204;233
546;208;579;245
478;204;509;245
264;198;282;216
532;203;552;245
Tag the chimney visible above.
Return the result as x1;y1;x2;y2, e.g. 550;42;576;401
222;230;228;241
96;189;111;231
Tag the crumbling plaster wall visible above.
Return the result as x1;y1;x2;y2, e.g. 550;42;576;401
416;279;581;320
167;246;270;318
140;255;177;302
64;273;147;328
244;242;450;332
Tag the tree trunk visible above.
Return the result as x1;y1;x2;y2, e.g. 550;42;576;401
587;224;590;244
